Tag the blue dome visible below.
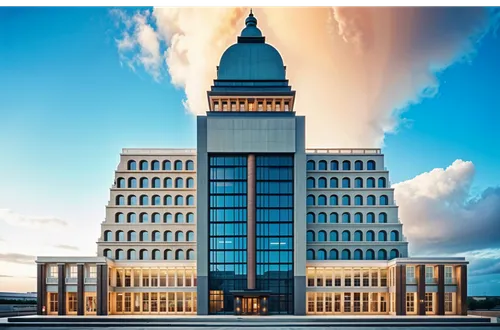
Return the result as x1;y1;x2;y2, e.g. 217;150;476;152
217;12;286;81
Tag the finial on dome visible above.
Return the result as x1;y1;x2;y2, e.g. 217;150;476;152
245;9;257;27
240;8;262;38
250;8;253;16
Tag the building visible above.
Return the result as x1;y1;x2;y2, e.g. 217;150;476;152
35;11;468;317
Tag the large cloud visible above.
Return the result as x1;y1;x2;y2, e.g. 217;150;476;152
393;160;500;255
112;7;498;147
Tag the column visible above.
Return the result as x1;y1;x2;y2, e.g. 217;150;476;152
395;265;406;315
97;264;109;315
456;265;467;315
57;264;66;315
436;265;445;315
37;264;46;315
77;264;85;315
247;153;256;290
416;265;425;315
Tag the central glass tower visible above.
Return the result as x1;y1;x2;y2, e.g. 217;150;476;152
196;11;307;315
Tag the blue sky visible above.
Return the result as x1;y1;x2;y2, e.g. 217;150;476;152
0;7;499;295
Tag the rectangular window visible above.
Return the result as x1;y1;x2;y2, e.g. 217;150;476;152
406;266;415;284
231;102;236;111
124;293;131;312
380;270;387;287
445;293;453;312
67;292;77;312
89;266;97;278
425;292;433;312
275;103;280;111
445;266;453;284
371;270;378;287
425;266;434;283
124;270;131;287
362;270;369;287
370;293;378;312
353;293;361;312
325;294;332;312
344;293;351;312
49;265;58;278
49;293;58;313
334;293;341;312
406;293;415;312
307;293;315;313
240;103;245;111
316;293;324;312
354;270;360;287
69;265;77;278
362;293;369;312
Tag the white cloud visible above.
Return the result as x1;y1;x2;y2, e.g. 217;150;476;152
0;209;67;228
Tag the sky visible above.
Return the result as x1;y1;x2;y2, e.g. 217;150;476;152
0;7;499;295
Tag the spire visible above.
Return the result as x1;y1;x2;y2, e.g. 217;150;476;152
245;8;257;27
241;8;262;37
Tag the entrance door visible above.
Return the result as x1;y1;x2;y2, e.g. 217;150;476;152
242;297;260;315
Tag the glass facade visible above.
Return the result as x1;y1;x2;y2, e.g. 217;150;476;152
255;155;294;314
208;156;248;314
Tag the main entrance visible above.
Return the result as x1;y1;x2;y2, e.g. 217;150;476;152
232;291;270;315
241;297;260;315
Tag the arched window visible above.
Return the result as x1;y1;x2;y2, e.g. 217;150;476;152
330;177;338;188
367;177;375;188
342;161;351;170
140;249;149;260
164;231;173;242
175;249;184;260
175;178;184;188
330;212;339;223
128;178;137;188
390;249;399;259
175;213;184;223
367;195;376;205
318;230;327;242
152;195;161;206
379;212;387;223
330;230;338;241
104;230;112;241
341;249;351;260
117;178;125;188
378;249;387;260
367;212;375;223
380;195;388;205
317;249;327;260
307;195;315;206
127;160;136;170
175;231;184;241
318;195;327;206
164;177;173;188
307;212;315;224
128;195;137;205
127;231;136;241
139;212;149;223
164;213;173;223
307;249;315;260
115;213;124;223
378;230;387;241
140;178;149;188
140;231;149;242
307;160;315;171
329;249;339;260
318;160;327;170
140;195;149;205
103;249;111;258
164;249;173;260
116;230;125;242
366;230;375;242
187;231;195;242
354;177;363;188
187;195;195;205
318;177;327;188
355;195;363;205
152;231;161;242
318;212;327;223
127;212;136;223
127;249;136;260
187;249;195;260
342;212;351;223
367;160;376;170
152;177;160;188
164;195;173;205
354;212;363;223
115;249;124;260
366;249;375;260
187;213;195;223
307;230;315;242
378;177;387;188
140;160;148;171
342;195;351;205
355;160;363;170
390;230;399;241
186;178;195;188
152;249;161;260
342;230;351;241
163;160;171;170
116;195;125;205
331;160;339;170
151;160;160;170
174;160;183;171
330;195;338;205
307;177;315;188
175;195;183;205
186;160;194;171
342;178;351;188
354;249;363;260
354;230;363;242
